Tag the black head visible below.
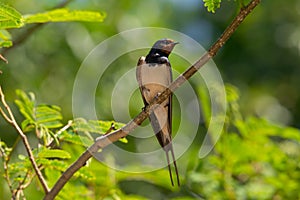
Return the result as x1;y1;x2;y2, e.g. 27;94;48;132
150;38;178;57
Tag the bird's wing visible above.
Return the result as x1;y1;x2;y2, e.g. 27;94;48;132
136;56;148;106
157;57;173;146
167;61;173;140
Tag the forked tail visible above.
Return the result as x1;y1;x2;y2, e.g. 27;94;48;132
165;147;180;186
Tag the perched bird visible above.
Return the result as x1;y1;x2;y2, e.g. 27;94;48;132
136;39;180;186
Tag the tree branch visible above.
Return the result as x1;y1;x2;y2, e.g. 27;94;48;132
0;87;50;193
44;0;261;199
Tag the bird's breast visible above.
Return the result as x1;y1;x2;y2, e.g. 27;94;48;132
139;63;171;104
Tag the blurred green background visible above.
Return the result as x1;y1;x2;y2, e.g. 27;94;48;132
0;0;300;199
1;0;299;127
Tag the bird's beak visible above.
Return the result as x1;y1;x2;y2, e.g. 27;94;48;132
169;42;179;49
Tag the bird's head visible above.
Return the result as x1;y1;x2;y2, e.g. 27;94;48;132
152;38;178;56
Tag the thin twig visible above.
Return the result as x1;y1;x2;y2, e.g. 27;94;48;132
0;87;50;193
0;107;12;123
0;54;8;64
44;0;261;199
47;120;73;148
0;107;13;123
13;170;32;199
57;120;73;136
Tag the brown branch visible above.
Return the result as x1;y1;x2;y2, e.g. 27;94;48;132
44;0;261;199
0;87;50;193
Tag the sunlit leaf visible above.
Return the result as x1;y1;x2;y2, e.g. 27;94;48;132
38;148;71;159
73;118;124;134
20;119;35;132
0;30;12;48
118;137;128;143
15;89;35;122
60;131;93;147
0;3;24;29
72;118;126;143
23;8;106;24
203;0;221;13
15;90;64;145
36;105;63;128
281;127;300;142
74;167;95;181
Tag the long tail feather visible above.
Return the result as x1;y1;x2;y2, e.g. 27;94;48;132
165;151;174;186
170;147;180;186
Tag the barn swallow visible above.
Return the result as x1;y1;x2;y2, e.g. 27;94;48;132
136;39;180;186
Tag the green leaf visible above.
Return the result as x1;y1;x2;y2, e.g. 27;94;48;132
38;158;67;171
226;84;240;103
8;160;32;184
203;0;221;13
118;137;128;143
0;30;12;48
20;118;35;132
23;8;106;24
73;118;124;135
0;40;12;48
15;90;64;145
59;131;94;147
15;90;63;129
72;118;126;143
0;3;24;29
281;127;300;142
15;90;35;119
36;105;63;128
74;167;95;181
0;140;12;160
48;130;60;146
18;154;26;160
0;6;106;28
38;148;71;159
45;167;61;187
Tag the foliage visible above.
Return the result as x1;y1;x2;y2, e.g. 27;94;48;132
203;0;222;13
23;9;106;24
202;0;247;13
188;85;300;199
0;3;23;29
0;2;105;49
2;85;300;199
0;30;12;48
0;90;127;199
15;90;63;145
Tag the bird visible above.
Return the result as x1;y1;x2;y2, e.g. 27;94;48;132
136;38;180;186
